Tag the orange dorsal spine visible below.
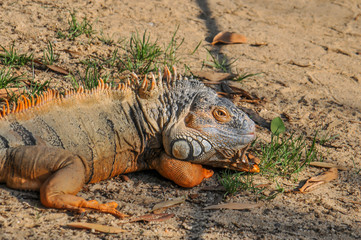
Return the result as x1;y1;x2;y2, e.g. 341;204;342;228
0;79;128;120
0;67;174;120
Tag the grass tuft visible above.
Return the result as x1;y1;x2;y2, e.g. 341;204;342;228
219;117;329;197
57;11;95;40
162;26;185;68
202;48;238;72
0;67;22;89
219;170;261;196
258;132;320;180
42;41;58;65
97;31;115;46
0;43;33;67
118;31;163;74
27;80;50;97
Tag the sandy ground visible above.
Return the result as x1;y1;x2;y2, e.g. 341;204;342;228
0;0;361;239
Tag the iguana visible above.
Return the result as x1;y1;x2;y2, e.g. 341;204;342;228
0;67;258;218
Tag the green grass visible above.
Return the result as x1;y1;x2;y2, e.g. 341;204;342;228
233;72;262;82
26;79;50;97
202;48;238;72
316;131;339;145
69;27;188;88
0;67;22;89
162;26;185;68
219;117;329;197
258;133;320;180
70;59;111;90
219;170;262;196
0;43;33;67
57;11;95;40
351;158;361;175
97;31;115;46
42;41;58;65
118;31;163;74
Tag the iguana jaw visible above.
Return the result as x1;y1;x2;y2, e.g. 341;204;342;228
205;143;260;173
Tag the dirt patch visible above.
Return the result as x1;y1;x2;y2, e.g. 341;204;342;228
0;0;360;239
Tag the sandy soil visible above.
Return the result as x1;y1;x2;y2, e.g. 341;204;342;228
0;0;361;239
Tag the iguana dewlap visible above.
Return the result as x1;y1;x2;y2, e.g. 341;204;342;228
0;67;258;218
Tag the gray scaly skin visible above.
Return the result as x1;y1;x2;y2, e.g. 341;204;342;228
0;67;257;217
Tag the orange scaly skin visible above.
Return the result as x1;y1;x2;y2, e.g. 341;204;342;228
0;67;258;217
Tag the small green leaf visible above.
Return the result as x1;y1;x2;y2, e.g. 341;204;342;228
270;117;285;135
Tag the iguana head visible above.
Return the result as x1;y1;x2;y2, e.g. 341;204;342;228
163;89;259;172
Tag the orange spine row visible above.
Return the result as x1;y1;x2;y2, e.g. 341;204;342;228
0;66;177;119
0;79;129;119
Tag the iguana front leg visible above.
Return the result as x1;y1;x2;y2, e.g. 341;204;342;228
150;153;214;187
2;146;127;218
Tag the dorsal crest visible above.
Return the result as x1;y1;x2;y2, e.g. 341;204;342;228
0;79;131;119
0;66;186;119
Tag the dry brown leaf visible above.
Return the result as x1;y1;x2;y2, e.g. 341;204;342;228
129;213;175;223
192;70;237;82
0;88;21;98
250;42;268;47
152;196;186;213
46;65;69;75
309;162;348;171
120;175;131;182
67;222;126;233
63;49;82;57
204;202;263;210
212;31;247;45
298;168;338;193
227;82;254;98
32;59;69;75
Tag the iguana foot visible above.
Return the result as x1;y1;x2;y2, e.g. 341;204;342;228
42;195;128;218
40;162;128;218
75;200;129;218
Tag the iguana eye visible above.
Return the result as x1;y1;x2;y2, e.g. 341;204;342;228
212;108;231;122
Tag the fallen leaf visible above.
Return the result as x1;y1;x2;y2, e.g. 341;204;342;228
298;168;338;193
309;162;348;171
192;70;237;82
120;175;131;182
67;222;126;233
152;196;186;213
188;193;200;199
63;49;82;57
129;213;175;223
0;88;21;98
212;31;247;45
32;59;69;75
46;65;69;75
250;42;268;47
204;202;263;210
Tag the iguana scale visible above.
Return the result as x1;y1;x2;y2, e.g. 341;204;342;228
0;67;258;218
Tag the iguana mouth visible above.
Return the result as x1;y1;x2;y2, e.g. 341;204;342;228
210;144;261;173
230;144;260;173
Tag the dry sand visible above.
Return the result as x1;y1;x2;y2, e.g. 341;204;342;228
0;0;360;239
